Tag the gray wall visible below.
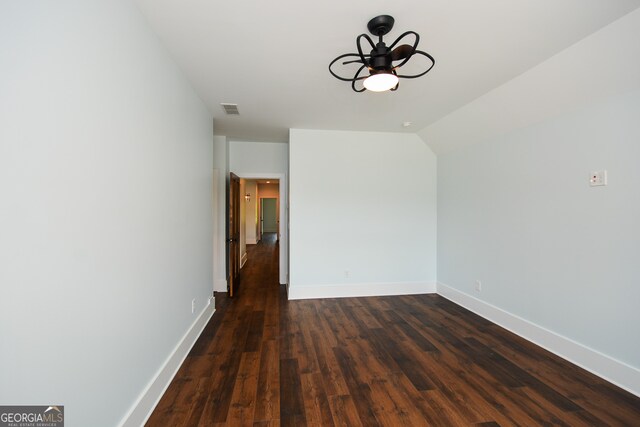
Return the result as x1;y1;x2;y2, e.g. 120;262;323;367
438;88;640;369
262;198;278;232
0;1;213;425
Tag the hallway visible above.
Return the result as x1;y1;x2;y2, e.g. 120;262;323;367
147;234;283;426
147;235;640;426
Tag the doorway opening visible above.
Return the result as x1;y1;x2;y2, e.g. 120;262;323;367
227;175;286;295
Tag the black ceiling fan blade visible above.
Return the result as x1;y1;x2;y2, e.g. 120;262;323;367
351;65;368;92
394;50;435;78
329;53;368;81
342;59;365;65
391;44;415;61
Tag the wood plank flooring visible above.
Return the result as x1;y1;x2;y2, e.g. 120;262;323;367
147;234;640;426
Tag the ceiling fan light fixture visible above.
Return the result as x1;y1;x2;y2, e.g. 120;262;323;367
328;15;435;93
363;72;399;92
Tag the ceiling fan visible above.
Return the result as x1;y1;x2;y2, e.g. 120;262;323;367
329;15;435;93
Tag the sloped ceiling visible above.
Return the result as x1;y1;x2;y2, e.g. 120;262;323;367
135;0;640;143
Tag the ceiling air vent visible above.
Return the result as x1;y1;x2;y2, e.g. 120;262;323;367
220;103;240;115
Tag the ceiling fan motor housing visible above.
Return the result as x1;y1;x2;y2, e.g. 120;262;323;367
369;43;392;71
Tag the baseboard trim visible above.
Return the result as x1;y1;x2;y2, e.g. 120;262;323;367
119;302;216;427
436;282;640;397
246;238;257;244
288;281;436;300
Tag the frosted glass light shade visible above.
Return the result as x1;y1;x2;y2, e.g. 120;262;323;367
363;73;399;92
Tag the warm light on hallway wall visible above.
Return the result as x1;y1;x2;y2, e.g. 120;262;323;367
245;193;251;201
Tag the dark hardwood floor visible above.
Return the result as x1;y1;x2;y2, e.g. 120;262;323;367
147;233;640;426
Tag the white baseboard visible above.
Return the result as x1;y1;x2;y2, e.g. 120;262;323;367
119;302;216;427
246;238;257;244
240;252;248;268
436;282;640;397
288;281;436;300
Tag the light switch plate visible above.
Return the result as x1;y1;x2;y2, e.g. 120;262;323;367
590;170;607;187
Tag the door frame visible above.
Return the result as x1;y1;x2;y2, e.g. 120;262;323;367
232;172;288;285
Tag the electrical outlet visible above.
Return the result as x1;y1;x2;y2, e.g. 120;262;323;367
191;298;196;314
344;270;350;278
475;280;482;292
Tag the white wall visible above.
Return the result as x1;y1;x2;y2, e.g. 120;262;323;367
230;140;289;174
289;129;437;299
229;141;289;284
0;2;213;426
433;9;640;395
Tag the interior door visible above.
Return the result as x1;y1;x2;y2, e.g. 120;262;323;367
262;198;278;233
227;173;240;297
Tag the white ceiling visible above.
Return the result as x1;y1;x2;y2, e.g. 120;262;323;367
134;0;640;143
